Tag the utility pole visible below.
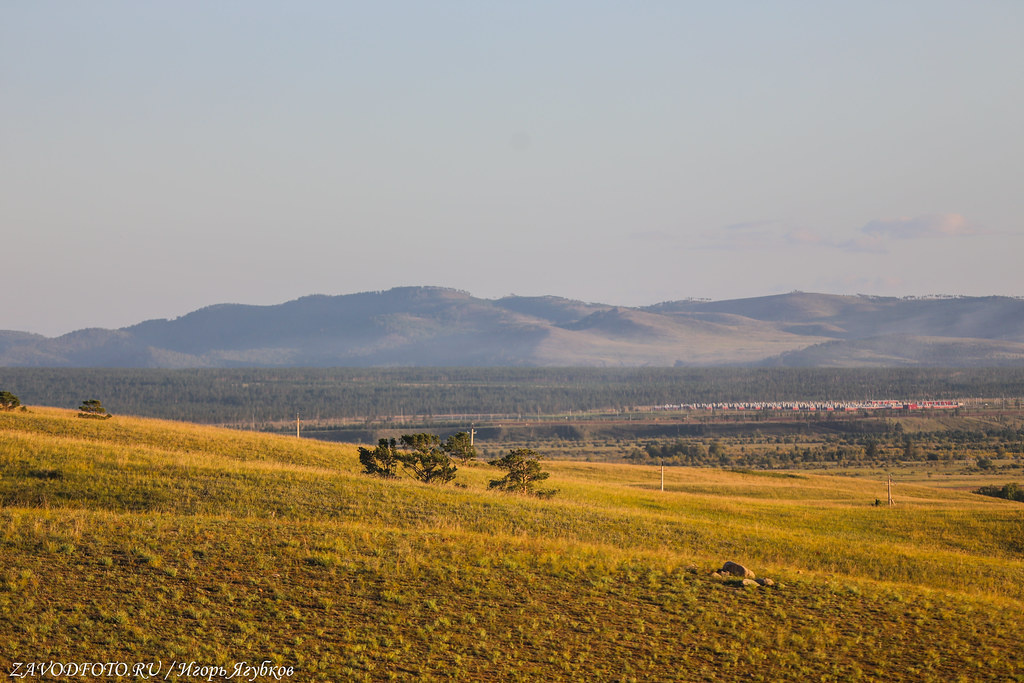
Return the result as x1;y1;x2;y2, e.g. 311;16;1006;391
661;461;665;492
469;426;477;447
296;413;301;439
887;474;894;506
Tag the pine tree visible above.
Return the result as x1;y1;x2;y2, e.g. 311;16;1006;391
78;399;111;419
358;438;402;478
488;448;557;498
0;391;21;411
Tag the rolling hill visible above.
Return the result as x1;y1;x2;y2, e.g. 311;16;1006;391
2;288;1024;367
1;407;1022;680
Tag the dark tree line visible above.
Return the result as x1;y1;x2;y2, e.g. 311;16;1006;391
975;483;1024;502
2;367;1021;425
628;426;1024;469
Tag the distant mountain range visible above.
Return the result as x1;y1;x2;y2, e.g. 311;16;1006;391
3;287;1024;367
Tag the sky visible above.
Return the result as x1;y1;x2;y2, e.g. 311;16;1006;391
2;1;1022;336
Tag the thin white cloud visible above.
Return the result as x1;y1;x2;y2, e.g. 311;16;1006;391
833;234;887;254
860;213;984;239
692;212;988;255
782;228;824;247
697;221;852;252
695;221;787;250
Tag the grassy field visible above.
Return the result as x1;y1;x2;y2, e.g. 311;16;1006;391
2;408;1023;680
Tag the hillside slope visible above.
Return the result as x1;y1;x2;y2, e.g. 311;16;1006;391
764;335;1024;367
652;292;1024;342
2;288;1023;367
1;408;1022;679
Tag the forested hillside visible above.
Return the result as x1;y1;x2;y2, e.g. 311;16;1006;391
3;288;1024;367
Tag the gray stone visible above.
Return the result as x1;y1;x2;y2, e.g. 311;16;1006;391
721;561;755;579
755;577;775;587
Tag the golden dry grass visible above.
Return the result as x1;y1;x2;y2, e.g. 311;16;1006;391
1;407;1022;680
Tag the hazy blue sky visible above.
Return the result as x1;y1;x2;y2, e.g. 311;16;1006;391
3;2;1022;335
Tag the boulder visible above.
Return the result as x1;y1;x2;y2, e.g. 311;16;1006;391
720;561;755;579
755;578;775;587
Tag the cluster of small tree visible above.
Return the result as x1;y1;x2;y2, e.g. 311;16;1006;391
357;433;472;484
629;439;885;469
637;440;705;464
974;482;1024;502
0;391;114;420
358;432;556;497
